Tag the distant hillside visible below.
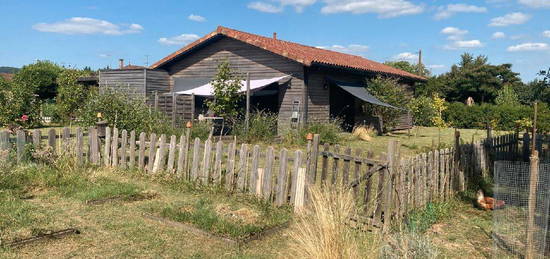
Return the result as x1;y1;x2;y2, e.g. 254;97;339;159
0;66;19;74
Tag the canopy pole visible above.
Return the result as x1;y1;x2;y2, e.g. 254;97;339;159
245;73;251;133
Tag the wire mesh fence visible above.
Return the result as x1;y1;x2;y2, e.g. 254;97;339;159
493;161;550;258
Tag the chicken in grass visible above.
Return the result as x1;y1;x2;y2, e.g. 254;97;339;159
476;190;505;210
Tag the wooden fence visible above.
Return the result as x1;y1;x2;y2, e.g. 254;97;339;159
0;127;523;231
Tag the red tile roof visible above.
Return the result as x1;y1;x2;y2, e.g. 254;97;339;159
0;73;14;81
151;26;425;81
121;64;146;70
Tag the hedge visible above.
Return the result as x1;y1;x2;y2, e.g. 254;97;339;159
443;102;550;132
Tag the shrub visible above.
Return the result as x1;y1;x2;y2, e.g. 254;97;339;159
443;102;545;131
408;96;437;127
40;100;60;123
233;110;278;143
56;69;92;122
78;89;175;135
365;76;411;132
282;120;343;146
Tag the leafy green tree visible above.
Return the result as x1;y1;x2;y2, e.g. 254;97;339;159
57;69;92;121
385;61;431;77
365;76;411;131
207;61;243;121
413;75;449;97
495;84;520;106
441;53;523;103
12;60;63;100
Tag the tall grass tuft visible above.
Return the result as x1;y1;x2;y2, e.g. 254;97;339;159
287;186;377;259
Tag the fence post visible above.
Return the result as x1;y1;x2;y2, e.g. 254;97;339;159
275;149;288;206
167;135;177;172
16;130;26;162
525;150;540;259
32;129;41;148
76;127;83;165
0;130;9;151
523;133;530;162
104;127;111;166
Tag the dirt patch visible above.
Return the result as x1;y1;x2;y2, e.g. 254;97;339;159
4;228;81;248
85;190;158;205
215;203;260;224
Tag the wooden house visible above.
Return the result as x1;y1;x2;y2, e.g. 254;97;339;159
101;26;425;131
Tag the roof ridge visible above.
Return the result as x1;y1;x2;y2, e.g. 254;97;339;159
152;26;425;81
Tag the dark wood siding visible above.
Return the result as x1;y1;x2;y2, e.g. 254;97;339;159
98;69;170;98
99;69;147;97
146;69;170;95
162;36;305;128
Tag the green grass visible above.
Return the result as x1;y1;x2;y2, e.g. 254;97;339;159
157;197;291;240
406;201;456;233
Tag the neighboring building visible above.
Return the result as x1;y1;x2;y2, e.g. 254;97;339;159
0;73;14;81
99;26;425;130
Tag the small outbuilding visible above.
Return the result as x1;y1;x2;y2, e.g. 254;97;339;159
99;26;426;131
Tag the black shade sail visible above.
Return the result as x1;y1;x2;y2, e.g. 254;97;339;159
329;79;398;109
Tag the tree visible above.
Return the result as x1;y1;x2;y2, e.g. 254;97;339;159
385;61;431;77
57;69;92;121
440;53;523;103
12;60;63;101
207;61;243;121
365;76;411;131
495;84;520;106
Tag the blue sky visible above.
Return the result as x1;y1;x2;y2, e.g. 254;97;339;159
1;0;549;81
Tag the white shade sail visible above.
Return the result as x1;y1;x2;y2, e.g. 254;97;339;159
174;75;291;96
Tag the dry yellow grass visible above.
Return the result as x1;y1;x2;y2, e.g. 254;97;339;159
352;126;375;142
287;186;379;259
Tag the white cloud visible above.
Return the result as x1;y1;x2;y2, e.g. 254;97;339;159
33;17;143;35
158;34;200;46
489;12;531;26
278;0;317;12
427;64;445;69
188;14;206;22
248;2;284;13
518;0;550;8
99;53;111;58
317;44;370;56
444;40;484;50
434;4;487;20
492;31;506;39
441;26;468;40
320;0;424;18
507;42;550;51
392;52;419;62
543;30;550;38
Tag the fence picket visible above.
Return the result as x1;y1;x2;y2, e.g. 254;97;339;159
129;131;136;168
32;129;41;148
290;150;303;205
147;133;157;173
236;144;249;191
191;138;201;180
138;132;146;170
153;134;167;173
0;131;8;151
16;130;25;162
120;130;128;168
48;129;56;152
167;135;177;172
89;127;99;165
76;127;83;165
62;127;70;146
201;139;212;183
352;149;362;199
250;145;260;193
176;135;186;176
294;168;307;213
320;143;329;186
225;140;237;189
111;128;119;167
342;147;352;185
104;127;111;166
275;148;288;206
331;145;341;185
213;140;223;183
263;146;274;200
